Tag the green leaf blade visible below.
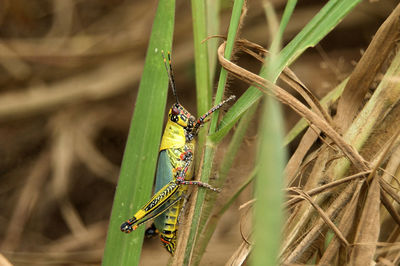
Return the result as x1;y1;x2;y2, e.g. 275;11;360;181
251;96;286;266
102;1;175;265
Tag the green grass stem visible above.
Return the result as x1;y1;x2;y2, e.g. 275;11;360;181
181;0;245;264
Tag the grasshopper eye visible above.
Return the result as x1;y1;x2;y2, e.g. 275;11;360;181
172;106;180;115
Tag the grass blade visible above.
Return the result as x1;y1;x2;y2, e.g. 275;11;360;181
251;96;286;266
173;1;245;265
206;0;221;83
102;1;175;265
192;0;245;260
191;0;211;116
251;2;287;264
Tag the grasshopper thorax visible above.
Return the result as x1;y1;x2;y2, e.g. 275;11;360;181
168;103;196;130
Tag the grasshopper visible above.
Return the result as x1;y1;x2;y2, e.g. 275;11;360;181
120;51;235;255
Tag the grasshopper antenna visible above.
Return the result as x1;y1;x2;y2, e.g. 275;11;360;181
161;50;179;104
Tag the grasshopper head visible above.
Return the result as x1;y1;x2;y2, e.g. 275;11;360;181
169;103;196;129
162;51;196;130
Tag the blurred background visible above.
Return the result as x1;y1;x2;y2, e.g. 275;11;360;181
0;0;397;265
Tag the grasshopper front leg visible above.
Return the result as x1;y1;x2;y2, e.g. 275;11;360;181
175;150;221;192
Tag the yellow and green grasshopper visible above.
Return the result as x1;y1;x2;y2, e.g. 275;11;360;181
120;51;235;255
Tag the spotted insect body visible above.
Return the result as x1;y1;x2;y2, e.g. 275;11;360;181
120;51;235;255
